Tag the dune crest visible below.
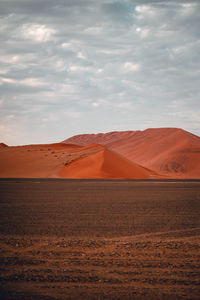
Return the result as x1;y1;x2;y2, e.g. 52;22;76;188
1;128;200;179
0;142;8;148
64;128;200;178
59;145;160;179
0;142;158;179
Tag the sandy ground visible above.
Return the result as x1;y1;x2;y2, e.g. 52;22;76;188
0;143;160;179
0;179;200;299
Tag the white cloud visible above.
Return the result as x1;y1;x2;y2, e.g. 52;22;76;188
123;62;140;72
21;23;55;42
92;102;99;107
10;55;20;63
69;65;98;73
61;42;72;49
0;53;37;67
54;59;67;71
135;5;151;14
180;2;197;15
0;77;47;87
98;49;127;55
135;5;156;19
61;40;80;51
22;78;47;87
136;27;150;38
6;114;15;119
0;77;16;84
69;65;86;72
0;55;20;64
77;52;86;59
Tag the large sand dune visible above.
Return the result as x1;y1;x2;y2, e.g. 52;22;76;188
0;142;158;179
59;145;159;179
64;128;200;178
1;127;199;179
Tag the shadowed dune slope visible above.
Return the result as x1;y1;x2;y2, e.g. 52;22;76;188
64;128;200;178
59;145;160;179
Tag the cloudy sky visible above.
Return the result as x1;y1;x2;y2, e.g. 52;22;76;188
0;0;200;145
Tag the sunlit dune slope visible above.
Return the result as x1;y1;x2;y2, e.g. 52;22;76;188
0;142;159;179
64;128;200;178
1;128;199;179
0;143;82;178
59;145;159;179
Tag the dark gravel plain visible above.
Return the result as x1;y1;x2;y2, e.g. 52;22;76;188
0;179;200;299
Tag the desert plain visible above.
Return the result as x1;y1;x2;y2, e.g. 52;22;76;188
0;128;200;299
0;179;200;299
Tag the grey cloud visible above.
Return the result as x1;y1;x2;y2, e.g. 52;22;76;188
0;0;199;144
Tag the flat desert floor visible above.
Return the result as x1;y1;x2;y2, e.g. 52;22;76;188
0;179;200;299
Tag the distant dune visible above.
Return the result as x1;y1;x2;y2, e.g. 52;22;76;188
0;142;159;179
64;128;200;178
0;142;8;148
1;128;199;179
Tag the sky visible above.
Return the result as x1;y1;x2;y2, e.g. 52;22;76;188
0;0;200;145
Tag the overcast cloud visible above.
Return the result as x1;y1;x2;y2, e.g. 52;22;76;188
0;0;200;145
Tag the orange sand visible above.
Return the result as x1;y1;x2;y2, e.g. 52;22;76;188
1;128;200;179
59;145;159;179
0;143;8;148
0;143;82;178
0;142;159;179
64;128;200;178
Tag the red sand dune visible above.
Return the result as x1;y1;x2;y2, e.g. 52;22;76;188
0;142;8;148
0;142;159;179
59;145;160;179
1;128;199;179
0;143;83;178
64;128;200;178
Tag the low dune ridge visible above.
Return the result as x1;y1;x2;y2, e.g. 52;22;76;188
0;142;158;179
0;142;8;148
0;143;83;178
64;128;200;178
64;131;136;146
